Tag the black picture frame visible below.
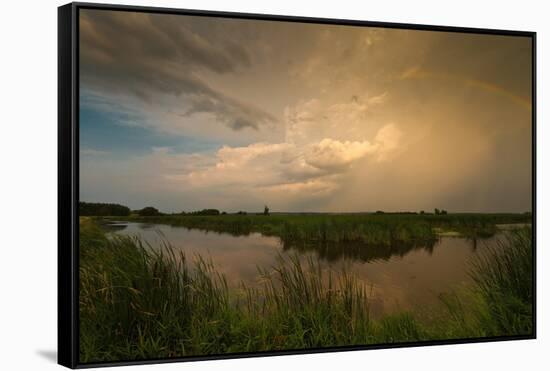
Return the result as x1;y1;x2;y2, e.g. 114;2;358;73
58;2;537;368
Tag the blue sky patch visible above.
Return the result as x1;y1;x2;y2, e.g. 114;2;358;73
80;107;220;157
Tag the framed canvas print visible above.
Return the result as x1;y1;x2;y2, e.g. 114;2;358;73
58;2;536;368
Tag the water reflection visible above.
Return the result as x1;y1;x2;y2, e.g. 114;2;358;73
106;221;501;316
282;239;436;263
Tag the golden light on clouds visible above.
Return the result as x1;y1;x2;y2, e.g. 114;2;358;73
80;9;533;213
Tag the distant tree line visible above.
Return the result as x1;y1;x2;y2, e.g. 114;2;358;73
136;207;161;216
79;202;130;216
186;209;221;216
374;209;448;215
175;209;220;216
135;207;250;216
375;210;418;215
81;202;455;218
81;203;277;217
177;207;270;216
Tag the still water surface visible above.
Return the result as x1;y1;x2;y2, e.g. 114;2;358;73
107;221;507;317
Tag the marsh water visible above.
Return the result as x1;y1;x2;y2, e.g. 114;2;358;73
106;221;512;318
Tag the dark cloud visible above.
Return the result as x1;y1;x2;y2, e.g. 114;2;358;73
179;90;277;130
80;12;532;212
80;9;275;130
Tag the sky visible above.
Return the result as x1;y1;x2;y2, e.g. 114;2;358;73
79;9;533;213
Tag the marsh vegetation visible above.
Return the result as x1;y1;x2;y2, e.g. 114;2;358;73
79;213;533;363
105;212;530;243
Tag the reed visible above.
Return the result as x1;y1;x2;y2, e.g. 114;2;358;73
79;219;424;362
79;219;532;363
437;228;533;338
469;227;533;334
109;212;530;247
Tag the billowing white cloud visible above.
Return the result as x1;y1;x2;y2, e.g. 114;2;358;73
93;88;405;212
215;142;292;169
179;142;296;188
165;119;402;206
305;138;377;171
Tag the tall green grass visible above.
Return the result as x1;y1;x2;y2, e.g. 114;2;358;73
79;219;426;362
109;212;530;247
79;219;532;363
470;228;533;334
437;228;533;338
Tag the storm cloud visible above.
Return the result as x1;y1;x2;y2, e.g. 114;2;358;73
80;9;532;213
80;10;276;130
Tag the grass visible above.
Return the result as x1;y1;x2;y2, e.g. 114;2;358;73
104;212;531;247
438;228;533;337
79;218;533;363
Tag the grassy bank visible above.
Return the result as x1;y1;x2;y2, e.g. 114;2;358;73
104;213;531;247
79;218;533;363
437;230;533;337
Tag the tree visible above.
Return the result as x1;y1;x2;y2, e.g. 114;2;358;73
79;202;130;216
264;205;270;216
434;208;440;215
138;206;160;216
192;209;220;216
440;209;448;215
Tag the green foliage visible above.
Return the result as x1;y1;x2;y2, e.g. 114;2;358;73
79;202;130;216
190;209;220;216
113;212;531;245
469;228;533;334
79;219;533;363
119;214;437;246
138;207;160;216
79;219;424;362
438;228;533;338
375;313;427;343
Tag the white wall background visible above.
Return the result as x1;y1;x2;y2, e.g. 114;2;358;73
0;0;547;369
